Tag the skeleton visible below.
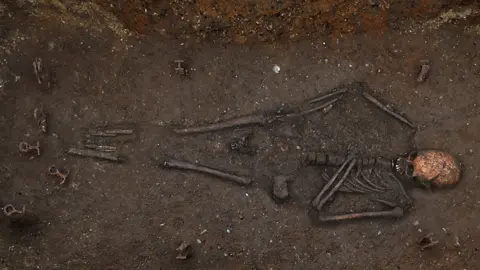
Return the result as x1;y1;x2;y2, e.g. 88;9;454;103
161;82;461;222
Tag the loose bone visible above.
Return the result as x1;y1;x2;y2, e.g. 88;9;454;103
174;98;342;135
48;165;70;185
362;91;415;129
18;141;41;156
3;204;26;216
161;159;252;186
318;207;403;222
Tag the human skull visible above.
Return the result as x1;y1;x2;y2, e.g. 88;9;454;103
395;150;461;187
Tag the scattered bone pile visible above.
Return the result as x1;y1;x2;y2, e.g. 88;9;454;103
67;127;136;162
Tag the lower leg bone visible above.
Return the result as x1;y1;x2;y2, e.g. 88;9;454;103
174;114;268;134
161;159;252;186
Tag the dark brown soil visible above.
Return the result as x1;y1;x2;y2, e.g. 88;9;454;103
0;0;479;269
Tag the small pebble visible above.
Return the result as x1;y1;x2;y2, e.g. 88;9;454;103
272;65;281;74
454;236;460;247
48;41;55;51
